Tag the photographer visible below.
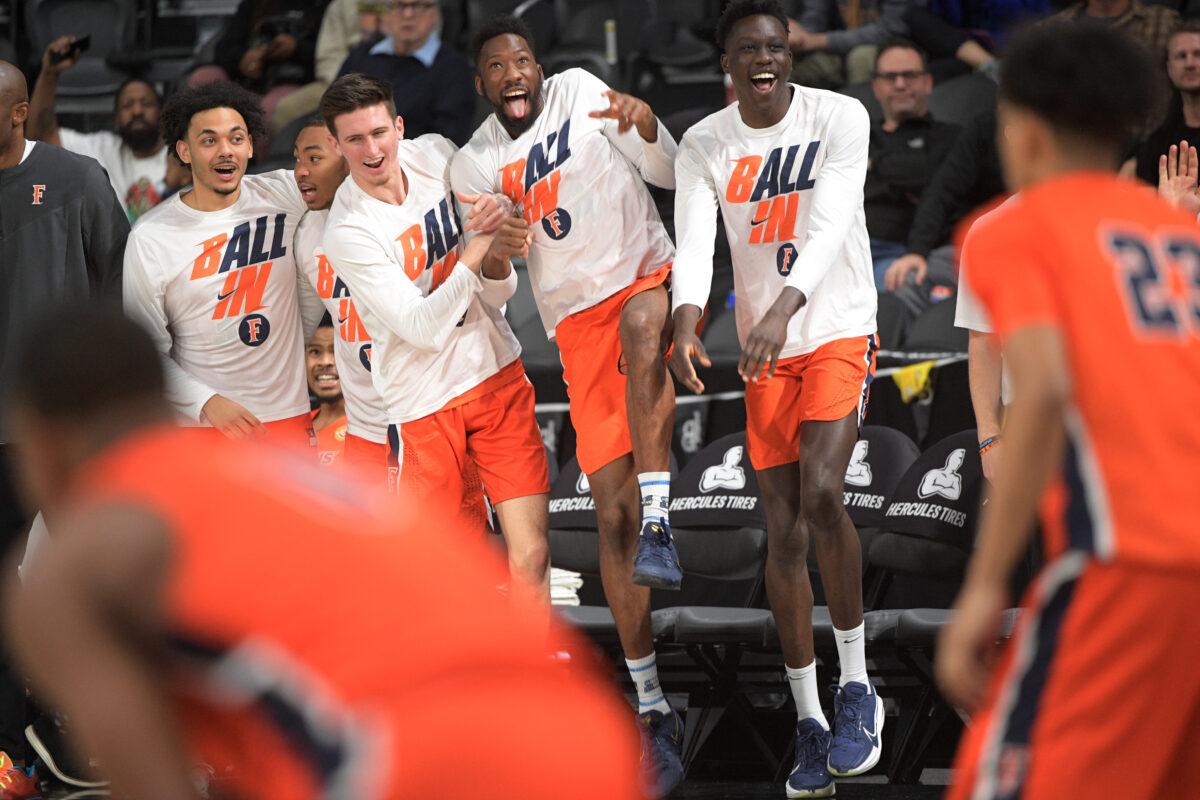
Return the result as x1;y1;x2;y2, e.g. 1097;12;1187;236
187;0;330;128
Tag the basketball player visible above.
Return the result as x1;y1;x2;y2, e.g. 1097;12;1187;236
293;119;390;475
670;1;880;795
451;20;685;792
937;23;1200;800
123;82;324;448
2;304;641;800
319;74;552;608
306;315;348;467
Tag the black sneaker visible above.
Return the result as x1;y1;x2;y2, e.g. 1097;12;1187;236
632;521;683;590
638;707;684;798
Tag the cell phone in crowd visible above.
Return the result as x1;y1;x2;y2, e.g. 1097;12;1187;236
51;35;90;64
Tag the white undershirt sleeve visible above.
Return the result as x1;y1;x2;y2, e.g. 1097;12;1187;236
670;137;719;313
603;117;677;190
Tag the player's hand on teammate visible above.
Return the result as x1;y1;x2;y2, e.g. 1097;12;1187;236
41;36;81;74
487;215;533;261
461;231;496;275
457;192;515;234
936;579;1008;714
589;90;659;142
883;253;927;291
201;395;267;440
1158;140;1200;218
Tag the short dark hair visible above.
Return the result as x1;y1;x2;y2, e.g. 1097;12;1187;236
470;13;537;65
874;38;928;73
318;311;333;329
1000;22;1157;152
114;77;160;112
319;73;396;136
7;303;164;423
160;81;266;165
301;114;326;131
715;0;789;52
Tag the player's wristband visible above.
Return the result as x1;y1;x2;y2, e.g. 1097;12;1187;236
978;435;1001;454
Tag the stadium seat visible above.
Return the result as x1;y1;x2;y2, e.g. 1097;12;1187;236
26;0;138;112
839;81;882;121
928;72;996;128
877;290;911;351
903;296;967;353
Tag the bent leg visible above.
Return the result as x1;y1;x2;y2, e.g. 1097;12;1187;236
619;285;674;475
588;456;652;659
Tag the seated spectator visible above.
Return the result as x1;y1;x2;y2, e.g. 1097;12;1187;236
883;103;1006;315
927;0;1050;49
187;0;330;129
270;0;381;134
1044;0;1178;62
865;40;961;289
785;0;999;87
27;38;190;221
337;0;474;145
1131;22;1200;186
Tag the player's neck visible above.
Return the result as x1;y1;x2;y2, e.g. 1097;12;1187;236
0;132;26;170
737;85;793;130
1025;149;1119;188
313;400;344;432
183;178;241;212
353;162;409;205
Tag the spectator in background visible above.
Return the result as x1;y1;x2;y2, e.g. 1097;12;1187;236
785;0;998;87
865;41;960;289
27;38;190;222
188;0;331;129
928;0;1050;49
883;104;1005;315
270;0;382;134
1132;22;1200;186
1044;0;1178;61
337;0;475;145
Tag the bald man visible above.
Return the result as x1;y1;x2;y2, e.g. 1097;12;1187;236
0;58;129;793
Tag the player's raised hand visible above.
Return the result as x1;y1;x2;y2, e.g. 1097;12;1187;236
936;579;1007;714
457;192;515;234
588;90;658;142
1158;140;1200;217
201;395;267;440
461;231;496;275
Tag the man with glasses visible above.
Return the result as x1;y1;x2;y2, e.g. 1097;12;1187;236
865;41;961;304
337;0;475;145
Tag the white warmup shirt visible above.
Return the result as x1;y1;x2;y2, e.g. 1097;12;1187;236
323;135;522;425
450;68;676;337
954;201;1013;405
673;85;877;358
124;171;316;424
295;209;389;443
59;129;170;221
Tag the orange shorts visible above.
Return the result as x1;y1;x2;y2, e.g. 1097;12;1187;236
387;361;549;518
744;334;877;471
191;412;316;454
342;433;388;482
555;264;671;475
948;557;1200;800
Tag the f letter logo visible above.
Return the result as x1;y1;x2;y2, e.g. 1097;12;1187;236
31;185;46;205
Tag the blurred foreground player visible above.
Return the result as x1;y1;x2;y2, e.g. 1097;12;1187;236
937;23;1200;800
670;2;880;795
2;305;641;800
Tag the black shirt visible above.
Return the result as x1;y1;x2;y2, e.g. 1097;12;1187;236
1134;116;1200;186
338;37;476;147
865;115;961;244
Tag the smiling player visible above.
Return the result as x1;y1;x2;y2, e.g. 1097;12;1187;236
669;1;880;796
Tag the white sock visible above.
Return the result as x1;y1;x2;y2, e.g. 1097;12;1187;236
786;660;828;729
626;652;671;715
638;471;671;530
834;621;869;687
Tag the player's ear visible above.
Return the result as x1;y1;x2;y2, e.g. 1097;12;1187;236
175;139;191;167
394;115;405;139
474;74;483;97
12;100;28;125
720;53;729;75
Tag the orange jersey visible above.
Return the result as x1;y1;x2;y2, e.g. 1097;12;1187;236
961;173;1200;570
310;410;346;467
74;427;638;800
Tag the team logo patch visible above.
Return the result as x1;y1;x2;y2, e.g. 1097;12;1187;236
699;446;747;493
358;342;373;372
776;243;798;276
541;207;572;240
238;313;271;347
918;449;965;501
31;185;46;205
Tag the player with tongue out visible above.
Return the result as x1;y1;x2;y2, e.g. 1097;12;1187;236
452;14;685;800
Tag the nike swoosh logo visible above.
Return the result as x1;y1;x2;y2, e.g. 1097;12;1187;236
217;290;234;301
338;316;348;324
750;215;768;227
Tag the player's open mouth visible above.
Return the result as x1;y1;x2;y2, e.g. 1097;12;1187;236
298;182;317;201
502;88;530;119
314;372;338;386
751;73;777;94
213;162;238;179
363;156;385;170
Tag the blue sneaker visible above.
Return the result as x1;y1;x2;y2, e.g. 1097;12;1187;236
638;707;684;798
632;521;682;590
786;719;835;798
827;682;884;777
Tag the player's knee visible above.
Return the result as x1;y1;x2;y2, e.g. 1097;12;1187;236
510;537;551;583
619;303;665;356
595;502;639;545
798;470;845;530
767;528;809;571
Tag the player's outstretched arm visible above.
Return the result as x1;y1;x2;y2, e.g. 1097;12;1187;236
589;81;678;189
6;504;201;800
937;325;1069;713
670;136;720;393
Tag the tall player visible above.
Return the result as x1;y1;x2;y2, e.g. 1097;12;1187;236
292;118;390;476
669;2;880;796
451;21;686;792
937;23;1200;800
3;304;642;800
319;75;552;608
123;82;323;448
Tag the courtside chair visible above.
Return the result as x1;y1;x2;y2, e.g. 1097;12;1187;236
27;0;138;113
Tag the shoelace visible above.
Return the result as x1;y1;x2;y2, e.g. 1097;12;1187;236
795;727;827;771
834;689;867;742
641;526;677;568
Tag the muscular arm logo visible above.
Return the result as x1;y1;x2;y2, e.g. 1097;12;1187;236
844;440;872;487
699;446;747;493
917;448;965;501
